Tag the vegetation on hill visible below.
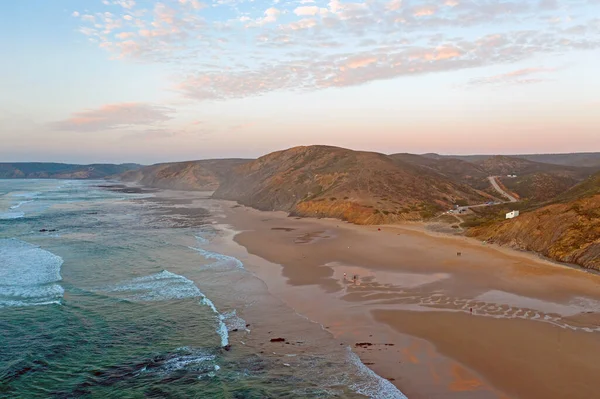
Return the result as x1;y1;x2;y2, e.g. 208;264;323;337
500;173;579;202
423;152;600;169
468;172;600;271
389;153;489;189
517;153;600;169
213;146;487;224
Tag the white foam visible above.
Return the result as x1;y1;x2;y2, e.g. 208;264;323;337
160;353;216;372
189;233;245;270
13;192;40;198
104;270;231;347
0;238;64;308
9;200;33;209
201;296;229;347
0;212;24;220
104;270;203;301
347;347;408;399
222;309;249;332
189;246;245;270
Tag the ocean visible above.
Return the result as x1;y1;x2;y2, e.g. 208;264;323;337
0;179;407;398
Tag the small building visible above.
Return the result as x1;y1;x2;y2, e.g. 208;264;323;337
506;210;520;219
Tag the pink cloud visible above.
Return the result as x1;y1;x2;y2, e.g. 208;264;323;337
52;103;175;132
346;56;377;69
466;67;557;86
294;6;321;16
413;6;436;16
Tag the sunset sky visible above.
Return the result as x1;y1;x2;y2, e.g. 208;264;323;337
2;0;599;164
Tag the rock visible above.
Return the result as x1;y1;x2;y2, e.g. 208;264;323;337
223;345;232;351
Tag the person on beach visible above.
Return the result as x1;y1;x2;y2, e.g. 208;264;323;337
343;272;347;280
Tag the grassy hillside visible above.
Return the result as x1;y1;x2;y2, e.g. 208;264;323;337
422;152;600;169
389;153;489;189
500;173;579;202
468;172;600;271
214;146;488;224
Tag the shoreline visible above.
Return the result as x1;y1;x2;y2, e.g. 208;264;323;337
112;177;593;277
216;200;600;399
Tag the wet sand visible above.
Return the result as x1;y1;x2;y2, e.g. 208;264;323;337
216;202;600;399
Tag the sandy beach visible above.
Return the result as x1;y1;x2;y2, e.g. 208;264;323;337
207;201;600;399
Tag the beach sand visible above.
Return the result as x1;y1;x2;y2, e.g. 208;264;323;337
211;202;600;399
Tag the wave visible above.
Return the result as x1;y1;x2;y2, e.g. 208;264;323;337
149;347;217;374
9;200;33;210
188;234;244;270
104;270;204;302
102;270;238;348
346;347;408;399
0;212;25;220
13;192;40;199
0;238;64;308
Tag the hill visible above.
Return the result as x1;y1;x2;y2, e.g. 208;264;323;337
119;159;251;191
213;146;488;224
389;153;488;188
0;163;141;179
468;171;600;271
473;155;591;177
422;152;600;169
500;173;580;202
517;153;600;168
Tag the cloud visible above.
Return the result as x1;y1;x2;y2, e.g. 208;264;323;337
413;5;436;16
385;0;402;11
75;0;600;100
52;103;175;132
114;0;136;9
293;6;321;16
177;28;597;101
465;67;556;86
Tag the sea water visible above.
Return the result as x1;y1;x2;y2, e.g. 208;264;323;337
0;179;407;398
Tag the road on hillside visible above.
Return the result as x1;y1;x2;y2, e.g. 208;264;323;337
487;176;518;202
446;176;519;216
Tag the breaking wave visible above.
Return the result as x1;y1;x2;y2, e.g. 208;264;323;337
188;234;244;270
346;347;408;399
0;238;64;308
101;270;240;348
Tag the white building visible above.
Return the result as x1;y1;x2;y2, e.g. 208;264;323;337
506;210;520;219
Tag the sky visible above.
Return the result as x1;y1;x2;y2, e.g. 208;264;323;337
1;0;599;164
